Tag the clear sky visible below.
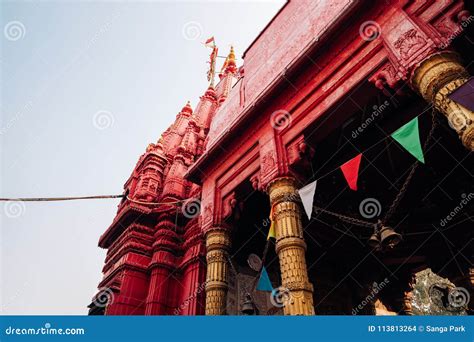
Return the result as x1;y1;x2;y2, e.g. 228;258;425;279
1;0;284;315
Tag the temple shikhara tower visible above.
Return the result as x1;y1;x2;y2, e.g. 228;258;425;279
90;0;474;316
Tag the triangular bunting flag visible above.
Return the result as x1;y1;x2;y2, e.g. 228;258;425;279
447;78;474;112
340;153;362;191
391;117;425;163
267;206;276;240
257;266;273;291
298;180;317;220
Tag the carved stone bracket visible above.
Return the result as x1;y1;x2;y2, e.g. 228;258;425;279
250;173;261;192
369;62;401;92
222;192;237;220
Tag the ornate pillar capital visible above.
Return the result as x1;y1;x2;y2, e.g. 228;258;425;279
410;51;468;101
205;226;231;251
267;177;299;203
410;51;474;151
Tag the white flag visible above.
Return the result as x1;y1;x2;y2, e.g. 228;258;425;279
298;181;317;220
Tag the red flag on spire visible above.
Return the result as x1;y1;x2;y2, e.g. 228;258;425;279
340;153;362;191
204;36;215;48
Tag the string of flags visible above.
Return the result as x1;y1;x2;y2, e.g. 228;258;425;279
267;114;427;234
257;112;435;294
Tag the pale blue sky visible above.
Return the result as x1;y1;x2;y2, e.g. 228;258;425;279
1;0;284;314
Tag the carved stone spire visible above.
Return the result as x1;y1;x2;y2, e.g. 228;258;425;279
217;47;238;104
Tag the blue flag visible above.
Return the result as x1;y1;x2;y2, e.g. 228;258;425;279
256;266;273;291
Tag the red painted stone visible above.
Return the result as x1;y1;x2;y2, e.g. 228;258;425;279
92;0;469;315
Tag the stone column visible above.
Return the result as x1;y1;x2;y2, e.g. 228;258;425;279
410;51;474;151
268;177;315;315
205;227;231;315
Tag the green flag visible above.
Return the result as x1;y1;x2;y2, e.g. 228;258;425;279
391;117;425;163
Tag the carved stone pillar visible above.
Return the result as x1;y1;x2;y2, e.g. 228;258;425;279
268;177;315;315
410;51;474;151
204;227;231;315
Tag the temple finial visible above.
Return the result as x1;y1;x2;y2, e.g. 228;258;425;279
181;101;193;115
228;46;235;62
222;46;237;75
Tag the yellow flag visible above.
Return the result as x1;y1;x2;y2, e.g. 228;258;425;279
267;206;276;240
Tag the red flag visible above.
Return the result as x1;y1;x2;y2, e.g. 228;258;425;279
340;153;362;191
204;36;215;48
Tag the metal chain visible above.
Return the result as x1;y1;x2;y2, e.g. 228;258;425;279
382;107;438;224
313;205;375;228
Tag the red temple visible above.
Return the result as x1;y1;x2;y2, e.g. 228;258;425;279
90;0;474;316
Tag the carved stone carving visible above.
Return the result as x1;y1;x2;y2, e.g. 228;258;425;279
262;152;276;175
394;29;427;61
412;268;467;315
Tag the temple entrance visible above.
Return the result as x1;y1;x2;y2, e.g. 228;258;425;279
299;82;473;315
225;182;283;315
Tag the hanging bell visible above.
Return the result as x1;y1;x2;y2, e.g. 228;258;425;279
367;224;381;249
241;293;257;315
380;224;402;249
368;231;380;249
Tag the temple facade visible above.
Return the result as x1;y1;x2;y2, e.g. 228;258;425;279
90;0;474;316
